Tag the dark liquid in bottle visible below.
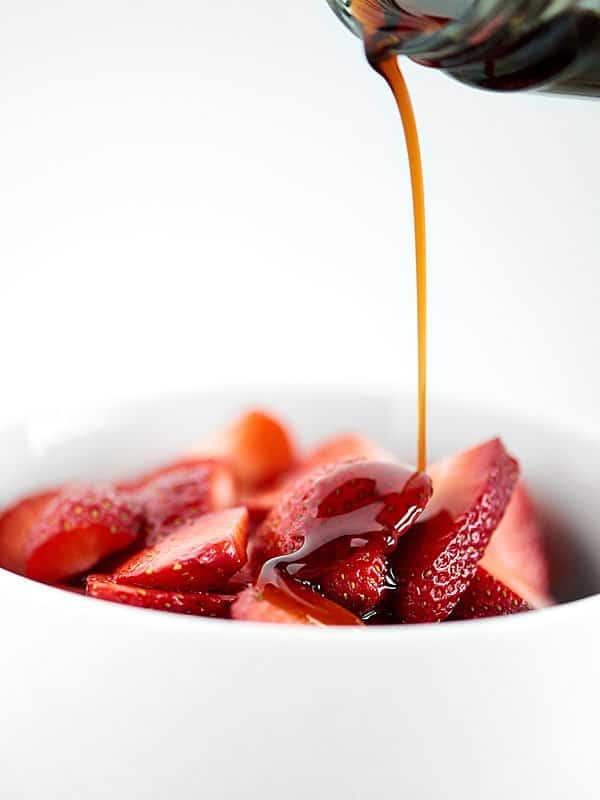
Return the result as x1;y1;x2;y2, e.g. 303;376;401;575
442;8;600;96
352;1;600;96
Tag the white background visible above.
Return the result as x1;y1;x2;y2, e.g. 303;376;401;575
1;1;598;438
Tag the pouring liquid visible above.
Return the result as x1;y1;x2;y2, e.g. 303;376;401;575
352;2;430;472
375;56;427;473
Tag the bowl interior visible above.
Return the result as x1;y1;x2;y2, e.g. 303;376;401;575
1;389;598;603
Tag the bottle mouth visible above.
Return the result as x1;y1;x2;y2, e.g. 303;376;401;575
327;0;528;62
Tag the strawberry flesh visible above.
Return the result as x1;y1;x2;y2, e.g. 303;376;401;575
253;460;432;615
227;410;296;488
241;482;289;524
132;460;236;546
231;583;363;626
451;567;530;620
86;575;233;618
190;410;297;490
242;434;394;525
25;487;143;584
316;543;390;616
480;481;551;600
113;507;249;592
392;438;519;623
0;490;59;575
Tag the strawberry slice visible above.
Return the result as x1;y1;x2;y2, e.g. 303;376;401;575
303;433;394;471
190;410;297;490
86;575;233;618
25;488;143;584
241;434;395;525
231;584;363;626
451;567;531;620
316;544;390;616
113;507;249;592
0;490;59;575
392;438;519;623
480;481;551;600
252;460;432;615
241;433;395;525
120;457;234;495
253;460;431;565
132;461;237;546
241;482;289;524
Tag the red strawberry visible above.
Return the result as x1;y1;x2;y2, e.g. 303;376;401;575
303;433;394;471
25;487;143;584
190;410;297;489
252;460;432;614
120;457;234;495
0;490;59;575
226;560;255;593
241;434;394;524
231;584;363;626
113;507;249;592
317;544;390;616
480;481;551;600
241;482;289;524
253;460;431;565
133;461;237;546
86;575;233;618
451;567;530;620
392;438;519;624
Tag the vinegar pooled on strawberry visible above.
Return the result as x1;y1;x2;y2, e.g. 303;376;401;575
250;460;433;623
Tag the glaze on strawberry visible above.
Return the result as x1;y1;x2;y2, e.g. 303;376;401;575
255;460;432;618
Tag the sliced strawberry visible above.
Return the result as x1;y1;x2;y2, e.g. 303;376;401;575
241;434;393;524
252;460;432;614
241;482;289;524
303;433;394;471
451;567;530;620
0;490;59;575
253;460;431;564
226;560;255;593
232;586;311;624
480;481;551;599
25;487;143;584
231;584;363;626
133;461;237;546
86;575;233;618
317;544;390;616
113;507;249;592
190;410;297;490
392;438;519;624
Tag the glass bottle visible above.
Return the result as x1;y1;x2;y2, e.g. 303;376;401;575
328;0;600;96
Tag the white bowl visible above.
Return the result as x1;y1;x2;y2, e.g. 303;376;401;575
1;390;599;800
